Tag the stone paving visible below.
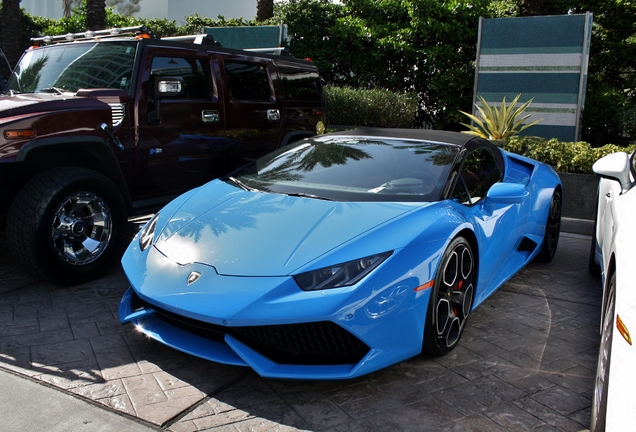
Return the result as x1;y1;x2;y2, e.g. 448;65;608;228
0;232;600;431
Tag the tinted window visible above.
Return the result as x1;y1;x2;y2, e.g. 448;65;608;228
452;148;502;205
230;136;459;202
279;67;322;102
225;62;271;101
150;56;211;99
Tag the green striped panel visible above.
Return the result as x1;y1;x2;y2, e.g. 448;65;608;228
524;125;578;141
481;47;586;55
480;15;588;50
478;73;581;95
474;14;592;141
479;53;583;69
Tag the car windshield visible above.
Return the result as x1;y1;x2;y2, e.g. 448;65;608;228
228;135;460;202
7;41;137;94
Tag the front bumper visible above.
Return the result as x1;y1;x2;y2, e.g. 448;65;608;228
120;286;382;379
119;238;437;380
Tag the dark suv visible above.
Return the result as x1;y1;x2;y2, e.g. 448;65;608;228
0;26;326;284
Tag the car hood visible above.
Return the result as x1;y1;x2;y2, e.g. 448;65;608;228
0;92;112;117
153;181;424;277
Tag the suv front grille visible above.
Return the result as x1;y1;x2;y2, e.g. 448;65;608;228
109;103;126;126
133;292;370;366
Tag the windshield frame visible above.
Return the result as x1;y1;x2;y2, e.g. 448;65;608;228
7;40;138;95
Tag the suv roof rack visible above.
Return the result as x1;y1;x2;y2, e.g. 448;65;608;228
30;26;292;57
31;25;156;46
245;47;291;56
161;34;220;46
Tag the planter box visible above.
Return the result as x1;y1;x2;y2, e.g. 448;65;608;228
559;172;598;221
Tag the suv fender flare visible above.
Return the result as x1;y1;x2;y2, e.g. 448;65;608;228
15;135;132;209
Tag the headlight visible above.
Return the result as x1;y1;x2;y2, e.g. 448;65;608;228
294;252;392;291
139;213;160;251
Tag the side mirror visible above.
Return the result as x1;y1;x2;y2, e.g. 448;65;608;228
486;182;529;204
148;77;184;124
592;152;632;191
155;77;183;98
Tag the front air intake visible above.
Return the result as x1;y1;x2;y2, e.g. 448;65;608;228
133;293;370;366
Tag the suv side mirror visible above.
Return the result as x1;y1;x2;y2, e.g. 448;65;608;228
593;152;633;191
148;76;184;124
155;77;183;98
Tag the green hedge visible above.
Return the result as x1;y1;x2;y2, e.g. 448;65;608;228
325;85;418;129
500;137;635;174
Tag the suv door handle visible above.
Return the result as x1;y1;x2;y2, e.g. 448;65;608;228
202;110;220;123
267;109;280;122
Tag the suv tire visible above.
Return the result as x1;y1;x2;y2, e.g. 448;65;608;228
7;167;126;285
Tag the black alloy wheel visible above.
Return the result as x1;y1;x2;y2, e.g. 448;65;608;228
536;190;561;262
423;236;475;356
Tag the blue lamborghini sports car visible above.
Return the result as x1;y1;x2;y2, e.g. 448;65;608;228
119;129;562;380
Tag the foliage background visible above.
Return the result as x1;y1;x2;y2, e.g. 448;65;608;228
500;137;635;174
1;0;634;148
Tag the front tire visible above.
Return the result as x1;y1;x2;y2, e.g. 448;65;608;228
7;167;126;285
536;190;561;262
590;272;615;432
423;236;475;356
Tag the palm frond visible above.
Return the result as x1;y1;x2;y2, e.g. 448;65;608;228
460;94;542;140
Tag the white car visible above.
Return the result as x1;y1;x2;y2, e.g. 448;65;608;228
589;150;636;431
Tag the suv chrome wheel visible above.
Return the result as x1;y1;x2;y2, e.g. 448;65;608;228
51;191;113;266
7;167;125;285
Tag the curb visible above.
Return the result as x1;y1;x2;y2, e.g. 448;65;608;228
562;217;594;236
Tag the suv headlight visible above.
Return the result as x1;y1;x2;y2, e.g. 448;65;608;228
294;252;392;291
139;213;160;251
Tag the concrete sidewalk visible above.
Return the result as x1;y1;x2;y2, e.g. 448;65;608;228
0;368;157;431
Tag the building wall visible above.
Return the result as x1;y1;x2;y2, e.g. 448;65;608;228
21;0;257;22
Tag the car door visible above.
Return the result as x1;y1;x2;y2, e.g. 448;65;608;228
133;48;226;206
593;151;634;279
596;176;622;273
221;56;283;170
450;144;530;302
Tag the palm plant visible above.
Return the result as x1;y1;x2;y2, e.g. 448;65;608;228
460;94;541;140
86;0;106;30
1;0;22;67
256;0;274;22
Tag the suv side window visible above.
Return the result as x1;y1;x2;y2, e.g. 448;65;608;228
452;148;502;205
278;67;323;102
225;62;272;101
149;56;211;99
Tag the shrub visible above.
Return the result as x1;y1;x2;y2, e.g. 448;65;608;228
460;94;541;140
501;137;636;174
325;85;418;128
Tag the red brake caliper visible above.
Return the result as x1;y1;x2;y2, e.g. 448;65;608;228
452;280;463;315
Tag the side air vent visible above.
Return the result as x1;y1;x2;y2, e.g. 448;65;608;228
517;236;538;253
109;103;126;127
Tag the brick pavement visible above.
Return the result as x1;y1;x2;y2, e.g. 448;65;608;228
0;232;600;431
